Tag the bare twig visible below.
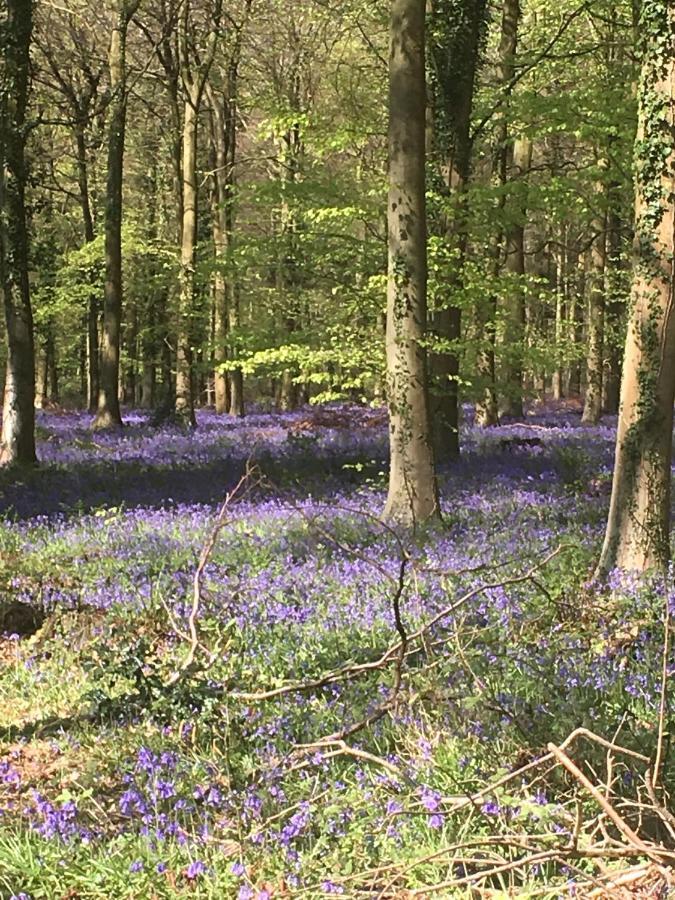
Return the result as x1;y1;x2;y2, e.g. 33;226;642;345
165;464;260;685
547;742;664;863
652;572;671;790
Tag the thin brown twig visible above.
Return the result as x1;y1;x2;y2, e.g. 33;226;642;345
165;464;260;686
547;742;664;863
653;571;671;790
231;545;566;702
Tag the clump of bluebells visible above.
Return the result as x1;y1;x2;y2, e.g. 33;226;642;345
0;404;672;896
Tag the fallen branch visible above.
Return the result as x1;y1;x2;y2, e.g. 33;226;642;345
165;464;261;686
546;742;663;863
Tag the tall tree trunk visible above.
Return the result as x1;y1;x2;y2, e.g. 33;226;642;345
493;0;526;418
208;76;244;417
582;203;607;424
95;1;136;429
275;120;303;413
0;0;36;466
603;204;625;414
551;228;566;401
175;95;198;426
475;280;499;425
75;126;99;411
596;2;675;575
565;249;584;396
382;0;438;525
211;186;229;414
427;0;487;451
500;135;531;417
174;0;221;426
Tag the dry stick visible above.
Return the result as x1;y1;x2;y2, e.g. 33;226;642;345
231;545;566;702
290;549;564;765
289;565;409;769
605;713;628;803
585;863;658;899
406;848;619;896
165;466;260;686
653;571;671;791
445;727;649;817
645;768;675;835
291;739;403;779
546;742;665;863
368;729;655;897
326;836;535;898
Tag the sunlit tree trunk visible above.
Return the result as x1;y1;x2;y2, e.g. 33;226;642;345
175;95;199;426
551;226;567;401
603;203;625;414
597;2;675;575
0;0;36;466
382;0;439;525
210;162;229;414
276;119;303;413
174;0;221;426
582;199;607;425
500;134;531;417
74;126;100;411
95;0;139;429
208;76;244;417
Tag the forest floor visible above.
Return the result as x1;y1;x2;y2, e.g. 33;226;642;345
0;404;673;898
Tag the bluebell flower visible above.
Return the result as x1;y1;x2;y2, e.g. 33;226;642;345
185;860;207;879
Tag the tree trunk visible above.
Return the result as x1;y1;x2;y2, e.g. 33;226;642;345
500;135;531;417
95;1;133;429
493;0;526;418
596;3;675;575
551;228;566;401
0;0;36;466
582;204;607;425
173;0;221;425
208;82;244;417
427;0;488;449
175;95;198;426
566;251;584;397
74;126;99;411
603;204;625;414
475;285;499;426
275;121;303;413
382;0;438;525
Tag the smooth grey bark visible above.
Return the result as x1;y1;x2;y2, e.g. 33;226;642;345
500;134;531;418
175;95;199;426
382;0;439;525
175;0;221;426
0;0;37;466
95;0;140;429
581;203;607;425
602;203;625;414
75;126;100;411
207;78;243;416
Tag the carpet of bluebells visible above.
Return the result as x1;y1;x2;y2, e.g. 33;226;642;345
0;403;672;898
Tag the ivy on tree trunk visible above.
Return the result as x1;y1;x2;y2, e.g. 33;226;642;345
597;0;675;575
